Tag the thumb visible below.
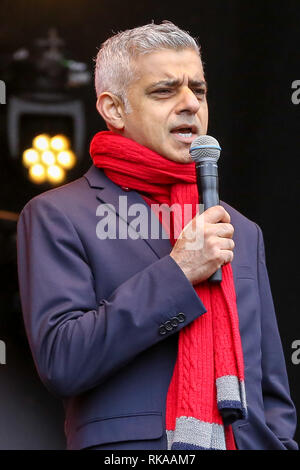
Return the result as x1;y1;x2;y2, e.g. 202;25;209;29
202;205;231;224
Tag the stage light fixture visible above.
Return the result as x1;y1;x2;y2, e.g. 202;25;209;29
6;28;88;187
22;133;77;185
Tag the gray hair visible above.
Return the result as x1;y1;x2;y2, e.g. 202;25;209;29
94;21;201;112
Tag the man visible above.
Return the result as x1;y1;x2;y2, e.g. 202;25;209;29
17;22;298;450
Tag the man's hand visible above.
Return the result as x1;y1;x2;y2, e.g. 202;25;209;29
170;205;234;285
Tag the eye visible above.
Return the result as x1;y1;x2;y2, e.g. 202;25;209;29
193;88;206;98
153;88;173;95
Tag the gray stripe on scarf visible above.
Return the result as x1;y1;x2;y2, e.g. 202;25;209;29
216;376;247;416
216;375;241;402
166;416;226;450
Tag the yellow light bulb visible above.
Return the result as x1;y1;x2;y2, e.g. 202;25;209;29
50;135;70;152
22;148;40;167
33;134;50;151
41;150;56;166
57;150;76;169
47;165;66;184
28;164;47;184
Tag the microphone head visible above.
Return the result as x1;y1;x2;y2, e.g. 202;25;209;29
189;135;221;163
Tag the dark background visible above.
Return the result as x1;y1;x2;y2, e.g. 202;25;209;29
0;0;299;449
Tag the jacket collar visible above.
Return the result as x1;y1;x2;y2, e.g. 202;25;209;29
84;165;172;259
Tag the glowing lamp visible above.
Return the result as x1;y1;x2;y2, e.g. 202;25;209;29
50;135;70;152
41;150;56;166
47;165;66;184
57;150;76;169
29;163;47;184
22;148;40;167
33;134;50;151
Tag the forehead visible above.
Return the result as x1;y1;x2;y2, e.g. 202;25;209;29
132;48;205;85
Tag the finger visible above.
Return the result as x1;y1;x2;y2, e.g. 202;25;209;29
202;205;231;225
215;223;234;238
221;249;234;265
219;238;235;250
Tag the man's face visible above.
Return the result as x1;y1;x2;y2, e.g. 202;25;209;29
122;48;208;163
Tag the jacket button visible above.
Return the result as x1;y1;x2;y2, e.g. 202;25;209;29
164;320;173;331
159;325;167;335
177;313;186;323
170;317;179;328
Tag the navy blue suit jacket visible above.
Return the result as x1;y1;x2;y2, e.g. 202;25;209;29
17;165;298;450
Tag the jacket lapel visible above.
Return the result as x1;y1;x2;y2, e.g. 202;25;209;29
84;165;172;259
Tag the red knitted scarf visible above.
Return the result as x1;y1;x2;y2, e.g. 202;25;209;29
90;130;247;450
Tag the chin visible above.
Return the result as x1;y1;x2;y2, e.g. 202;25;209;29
174;152;192;164
158;144;191;163
165;155;191;164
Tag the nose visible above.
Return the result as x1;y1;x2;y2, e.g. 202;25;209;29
175;87;200;115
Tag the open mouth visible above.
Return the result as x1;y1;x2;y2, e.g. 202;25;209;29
170;125;198;143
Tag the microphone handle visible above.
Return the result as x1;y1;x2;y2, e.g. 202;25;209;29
196;162;222;283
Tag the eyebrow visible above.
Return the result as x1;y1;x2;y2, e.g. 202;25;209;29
146;78;208;93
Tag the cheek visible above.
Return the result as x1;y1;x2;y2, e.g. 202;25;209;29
143;115;166;140
127;101;170;147
201;104;209;125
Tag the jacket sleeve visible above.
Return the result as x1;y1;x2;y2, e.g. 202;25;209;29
17;196;206;398
256;223;298;450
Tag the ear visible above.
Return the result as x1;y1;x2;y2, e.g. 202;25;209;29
96;92;125;131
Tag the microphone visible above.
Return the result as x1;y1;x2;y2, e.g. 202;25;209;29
189;135;222;283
